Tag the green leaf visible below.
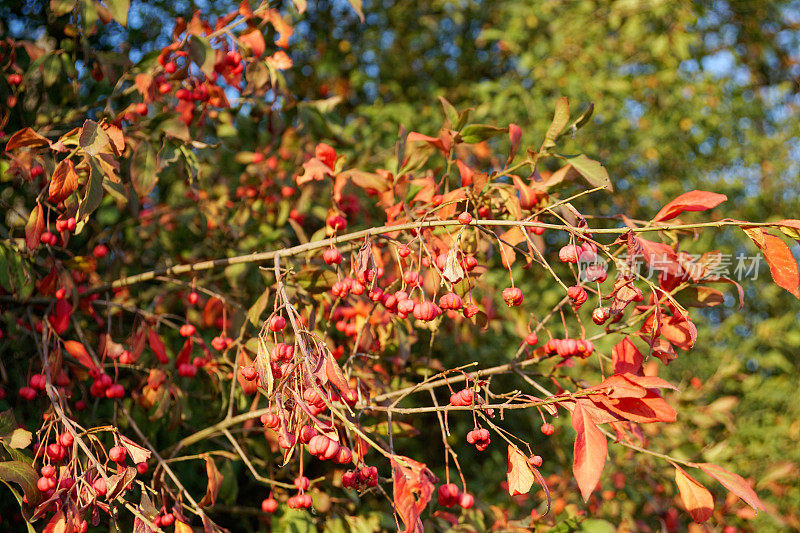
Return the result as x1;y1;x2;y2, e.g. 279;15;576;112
42;54;61;87
557;102;594;141
50;0;77;17
438;96;459;128
563;153;612;191
131;140;158;198
79;120;110;156
77;157;104;221
189;35;215;77
106;0;129;26
248;289;271;327
0;481;35;533
0;461;41;507
459;124;508;144
543;96;570;148
295;268;339;294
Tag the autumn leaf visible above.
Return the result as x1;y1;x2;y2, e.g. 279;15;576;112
653;190;727;222
49;159;79;203
5;127;50;151
742;227;800;299
695;462;764;513
147;327;169;364
25;203;44;251
506;445;535;496
63;340;97;371
406;131;448;155
392;457;437;532
571;401;606;501
198;454;223;507
240;27;266;57
674;464;714;523
611;337;643;375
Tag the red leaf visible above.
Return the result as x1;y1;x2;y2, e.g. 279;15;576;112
612;337;642;375
508;123;522;163
392;457;437;533
455;160;473;187
175;338;193;367
25;203;44;251
571;402;607;501
48;159;79;204
296;157;334;186
674;465;714;523
602;391;677;423
239;27;265;57
63;340;97;371
695;463;764;513
653;190;727;222
743;228;800;299
148;328;169;364
5;127;50;151
629;234;683;277
506;445;535;496
406;131;448;154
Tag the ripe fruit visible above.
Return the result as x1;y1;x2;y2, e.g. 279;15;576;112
179;324;196;337
46;443;65;462
268;315;286;332
187;292;199;305
502;287;523;307
524;332;538;346
41;465;56;478
326;214;347;230
19;386;37;400
459;492;475;509
323;247;343;265
567;285;588;307
397;244;412;258
135;103;148;116
8;73;23;85
437;483;460;507
528;455;543;468
294;476;310;491
458;212;473;225
93;477;107;495
136;462;148;475
592;307;610;325
462;304;479;318
93;244;108;258
540;423;555;436
261;497;278;513
558;244;579;263
58;432;74;447
178;363;197;377
239;366;257;381
109;445;127;463
55;288;67;299
466;428;490;451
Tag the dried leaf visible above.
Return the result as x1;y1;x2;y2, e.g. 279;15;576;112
506;445;535;496
198;454;223;507
5;127;50;151
392;457;437;533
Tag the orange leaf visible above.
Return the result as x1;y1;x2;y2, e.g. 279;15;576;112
239;27;266;57
266;50;292;70
174;521;193;533
653;190;727;222
674;465;714;523
5;127;50;151
198;453;223;507
506;445;535;496
695;463;764;513
48;159;79;204
392;457;437;533
25;203;44;251
571;402;606;501
743;228;800;299
455;160;473;187
63;340;97;371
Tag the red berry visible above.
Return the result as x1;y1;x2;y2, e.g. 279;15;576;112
93;477;107;495
109;445;127;463
135;102;148;116
179;324;196;337
540;423;555;436
326;214;347;230
8;73;22;85
187;292;199;305
323;247;343;265
397;244;412;258
261;497;278;513
294;476;310;491
164;61;177;74
160;513;175;526
528;455;543;468
136;462;148;475
58;432;74;447
524;332;538;346
592;307;610;325
502;287;523;307
458;212;473;225
93;244;108;258
459;492;474;509
268;315;286;332
41;465;56;478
